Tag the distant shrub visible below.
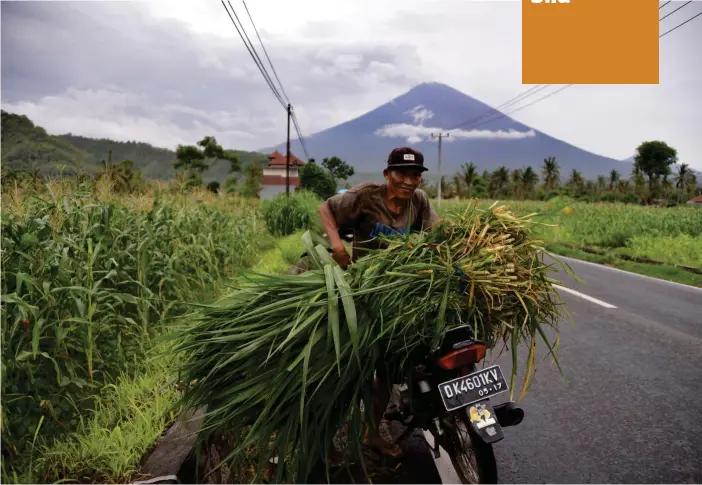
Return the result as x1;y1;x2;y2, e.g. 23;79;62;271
261;190;322;236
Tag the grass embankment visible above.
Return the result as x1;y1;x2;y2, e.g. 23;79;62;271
436;199;702;287
21;351;180;484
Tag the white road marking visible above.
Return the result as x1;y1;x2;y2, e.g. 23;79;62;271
554;284;617;309
422;430;462;484
549;254;702;293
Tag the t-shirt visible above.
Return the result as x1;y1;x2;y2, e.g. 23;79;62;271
325;183;440;261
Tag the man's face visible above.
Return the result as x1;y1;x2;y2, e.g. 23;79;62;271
385;168;423;199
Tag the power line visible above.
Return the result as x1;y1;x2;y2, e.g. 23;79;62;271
240;0;291;105
660;10;702;37
220;0;286;109
449;84;551;130
291;109;311;161
465;85;575;131
290;109;313;164
659;1;671;10
659;1;691;21
234;0;313;161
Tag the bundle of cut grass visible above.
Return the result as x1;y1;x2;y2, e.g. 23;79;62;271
171;201;571;483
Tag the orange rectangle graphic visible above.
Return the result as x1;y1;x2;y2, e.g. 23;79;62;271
522;0;659;84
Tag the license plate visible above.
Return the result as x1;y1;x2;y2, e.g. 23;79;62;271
438;365;509;412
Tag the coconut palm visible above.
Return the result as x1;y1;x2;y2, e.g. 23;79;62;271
511;168;523;200
617;180;631;194
453;173;464;198
460;162;479;199
674;163;696;202
567;169;584;196
491;166;510;197
609;169;620;191
542;157;560;192
631;164;647;202
596;175;607;193
522;166;539;198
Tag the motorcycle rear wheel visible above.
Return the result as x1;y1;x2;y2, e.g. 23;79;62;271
443;416;498;484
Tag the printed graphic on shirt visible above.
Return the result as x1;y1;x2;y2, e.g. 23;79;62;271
369;222;409;239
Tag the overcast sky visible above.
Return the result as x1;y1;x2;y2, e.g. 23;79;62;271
2;0;701;169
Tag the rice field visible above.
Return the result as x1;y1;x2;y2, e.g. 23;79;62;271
436;199;702;268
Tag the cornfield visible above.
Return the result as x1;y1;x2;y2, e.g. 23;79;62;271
0;181;265;465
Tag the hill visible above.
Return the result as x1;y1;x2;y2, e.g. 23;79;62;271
57;134;267;181
261;82;633;180
1;111;95;174
1;110;268;182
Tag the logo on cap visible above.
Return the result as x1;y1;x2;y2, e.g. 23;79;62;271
403;154;415;161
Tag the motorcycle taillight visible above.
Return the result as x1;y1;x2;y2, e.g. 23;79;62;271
436;344;486;370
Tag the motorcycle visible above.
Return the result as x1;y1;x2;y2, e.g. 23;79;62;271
302;229;525;484
384;324;524;484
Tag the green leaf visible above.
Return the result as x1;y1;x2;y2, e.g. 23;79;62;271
17;351;33;362
301;231;323;270
332;266;359;364
31;318;45;357
20;233;39;247
323;265;341;375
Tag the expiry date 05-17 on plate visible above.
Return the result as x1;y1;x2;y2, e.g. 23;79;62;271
438;365;509;412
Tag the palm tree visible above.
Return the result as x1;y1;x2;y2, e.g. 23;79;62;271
453;174;464;198
460;162;478;199
674;163;696;202
567;169;584;196
609;169;620;191
511;169;523;200
596;175;607;193
440;176;451;199
522;166;539;198
585;180;597;196
631;164;647;203
662;169;673;202
491;166;510;198
617;180;631;194
542;157;560;192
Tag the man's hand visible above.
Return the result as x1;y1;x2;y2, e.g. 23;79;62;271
332;246;351;269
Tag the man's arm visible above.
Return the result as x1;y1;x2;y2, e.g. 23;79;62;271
319;201;351;268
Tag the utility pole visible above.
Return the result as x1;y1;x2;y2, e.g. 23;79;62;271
431;132;449;207
286;103;292;195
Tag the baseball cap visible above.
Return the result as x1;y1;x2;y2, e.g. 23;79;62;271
386;147;428;172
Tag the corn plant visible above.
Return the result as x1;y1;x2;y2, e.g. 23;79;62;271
1;186;264;467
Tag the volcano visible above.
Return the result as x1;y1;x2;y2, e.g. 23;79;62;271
261;82;631;180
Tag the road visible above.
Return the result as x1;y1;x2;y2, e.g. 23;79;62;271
419;255;702;484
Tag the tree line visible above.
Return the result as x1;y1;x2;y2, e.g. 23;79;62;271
422;141;700;205
4;134;698;206
169;136;356;199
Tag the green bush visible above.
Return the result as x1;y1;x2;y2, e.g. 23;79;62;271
261;190;322;236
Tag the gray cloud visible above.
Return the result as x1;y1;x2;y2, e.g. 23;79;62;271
1;1;427;151
2;0;700;169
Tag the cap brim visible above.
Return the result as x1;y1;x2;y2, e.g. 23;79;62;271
387;163;429;172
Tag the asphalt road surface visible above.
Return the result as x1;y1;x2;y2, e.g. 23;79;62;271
415;255;702;484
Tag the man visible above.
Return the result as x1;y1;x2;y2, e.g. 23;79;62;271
319;146;440;458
